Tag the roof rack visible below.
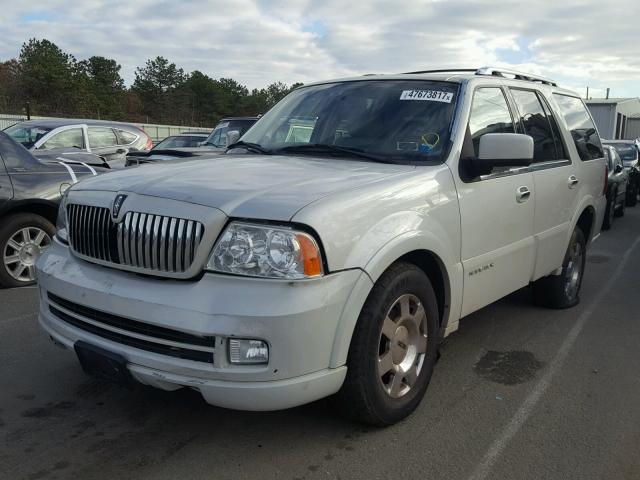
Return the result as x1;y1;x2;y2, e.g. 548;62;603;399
402;67;557;87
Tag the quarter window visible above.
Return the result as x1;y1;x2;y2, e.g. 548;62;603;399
88;127;118;148
553;94;603;160
468;88;515;156
41;128;84;150
116;129;138;145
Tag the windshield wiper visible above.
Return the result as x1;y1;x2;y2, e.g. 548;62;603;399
227;141;272;154
275;144;392;163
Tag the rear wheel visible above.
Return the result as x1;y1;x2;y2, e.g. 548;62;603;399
0;213;54;288
333;262;439;426
532;227;586;309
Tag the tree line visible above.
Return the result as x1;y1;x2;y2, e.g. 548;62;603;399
0;38;303;127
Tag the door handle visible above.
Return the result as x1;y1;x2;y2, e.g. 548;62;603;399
516;186;531;203
568;175;579;188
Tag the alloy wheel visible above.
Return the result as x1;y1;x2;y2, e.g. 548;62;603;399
3;227;51;282
564;240;583;300
377;293;428;398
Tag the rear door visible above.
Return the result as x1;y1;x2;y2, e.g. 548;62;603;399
88;126;127;167
507;87;580;280
455;86;536;317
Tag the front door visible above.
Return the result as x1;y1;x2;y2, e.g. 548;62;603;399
455;86;536;317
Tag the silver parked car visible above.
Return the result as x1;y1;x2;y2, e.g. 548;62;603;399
4;119;153;168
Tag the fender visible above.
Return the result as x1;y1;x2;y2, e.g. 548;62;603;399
567;193;599;246
329;228;464;368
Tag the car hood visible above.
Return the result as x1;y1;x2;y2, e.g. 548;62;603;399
72;154;416;220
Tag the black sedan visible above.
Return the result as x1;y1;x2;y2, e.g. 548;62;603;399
0;131;109;287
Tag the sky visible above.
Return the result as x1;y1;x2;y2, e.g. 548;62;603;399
1;0;639;98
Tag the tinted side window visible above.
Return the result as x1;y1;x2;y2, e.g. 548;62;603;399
88;127;118;148
553;94;603;160
510;89;558;162
116;129;138;145
41;128;84;150
468;88;514;156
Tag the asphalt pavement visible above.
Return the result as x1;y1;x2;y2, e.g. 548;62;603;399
1;209;639;480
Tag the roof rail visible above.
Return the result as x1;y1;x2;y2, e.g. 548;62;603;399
475;67;557;86
403;68;477;75
402;67;557;86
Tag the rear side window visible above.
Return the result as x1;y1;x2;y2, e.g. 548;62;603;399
553;94;603;160
510;89;565;162
88;127;118;148
116;129;138;145
468;88;515;156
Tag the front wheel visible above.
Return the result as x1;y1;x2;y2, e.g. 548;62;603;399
532;227;586;309
0;213;54;288
333;262;440;426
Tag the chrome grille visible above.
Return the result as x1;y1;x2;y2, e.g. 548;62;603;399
67;204;204;273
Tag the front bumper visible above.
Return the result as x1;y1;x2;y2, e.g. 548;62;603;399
36;240;364;410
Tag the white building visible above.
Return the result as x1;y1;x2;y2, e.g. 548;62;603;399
586;98;640;140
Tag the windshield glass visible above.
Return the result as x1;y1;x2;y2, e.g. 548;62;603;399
154;135;204;149
4;124;52;149
240;80;458;163
606;143;638;162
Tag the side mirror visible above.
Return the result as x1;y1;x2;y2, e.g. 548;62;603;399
614;163;623;173
226;130;240;147
472;133;534;175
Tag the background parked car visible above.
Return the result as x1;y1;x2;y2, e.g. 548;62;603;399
201;117;259;149
0;131;109;287
125;132;209;166
602;145;628;230
603;139;639;206
123;117;259;167
4;119;153;169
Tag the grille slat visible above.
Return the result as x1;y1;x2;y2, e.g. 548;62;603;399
67;204;204;274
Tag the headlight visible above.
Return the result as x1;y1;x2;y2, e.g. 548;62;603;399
206;222;323;279
56;192;69;243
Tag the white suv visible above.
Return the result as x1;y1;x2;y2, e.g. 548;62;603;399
36;67;607;425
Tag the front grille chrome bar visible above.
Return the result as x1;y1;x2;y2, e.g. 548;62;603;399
67;204;204;274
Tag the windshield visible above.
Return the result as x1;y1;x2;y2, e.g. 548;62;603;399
4;124;52;149
154;135;205;149
605;143;638;162
239;80;458;163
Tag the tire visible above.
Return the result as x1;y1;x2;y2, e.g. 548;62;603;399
626;183;638;207
0;213;55;288
602;190;616;230
532;227;586;309
615;194;625;218
333;262;440;426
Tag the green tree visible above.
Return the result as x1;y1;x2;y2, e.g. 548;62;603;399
132;56;186;122
78;56;126;119
18;38;79;115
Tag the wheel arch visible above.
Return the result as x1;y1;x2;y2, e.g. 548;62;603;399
0;200;58;225
329;233;463;368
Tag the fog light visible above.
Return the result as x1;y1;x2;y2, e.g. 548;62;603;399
228;339;269;365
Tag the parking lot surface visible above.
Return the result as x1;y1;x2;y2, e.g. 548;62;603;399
1;210;639;480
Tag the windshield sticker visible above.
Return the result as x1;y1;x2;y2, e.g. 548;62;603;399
217;122;229;128
419;132;440;153
399;90;453;103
